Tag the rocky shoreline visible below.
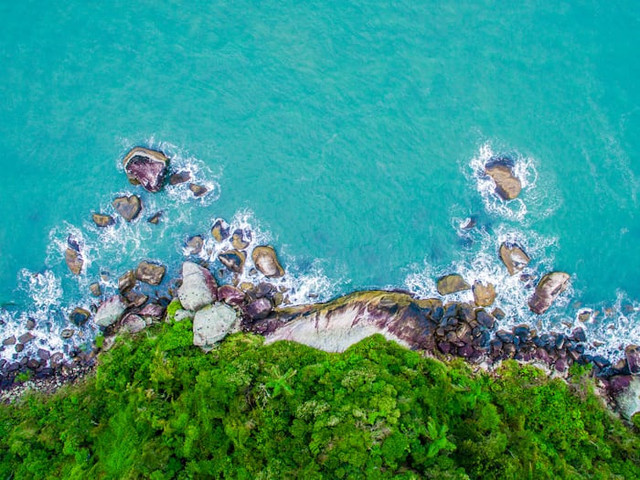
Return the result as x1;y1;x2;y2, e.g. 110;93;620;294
1;146;639;421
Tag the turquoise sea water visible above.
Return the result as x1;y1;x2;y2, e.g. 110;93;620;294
1;1;639;360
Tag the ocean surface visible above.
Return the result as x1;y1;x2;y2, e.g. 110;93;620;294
1;1;639;361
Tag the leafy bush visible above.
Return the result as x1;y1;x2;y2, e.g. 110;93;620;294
1;322;638;479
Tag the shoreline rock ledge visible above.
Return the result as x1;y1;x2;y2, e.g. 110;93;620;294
123;147;169;193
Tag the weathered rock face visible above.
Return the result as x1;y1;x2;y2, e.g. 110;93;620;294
252;246;285;278
94;296;126;327
138;303;166;321
69;307;91;326
231;229;251;250
92;213;115;228
485;159;522;200
122;314;146;333
123;147;169;193
614;377;640;420
193;303;238;350
625;345;640;374
436;274;470;296
246;298;272;320
211;219;230;242
65;247;83;275
472;281;496;307
118;270;136;293
255;291;436;353
528;272;570;314
219;250;246;273
499;243;530;275
135;261;166;285
177;261;218;311
218;285;245;306
112;195;142;222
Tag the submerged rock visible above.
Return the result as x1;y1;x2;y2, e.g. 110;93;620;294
219;250;246;273
211;218;230;242
252;245;285;278
472;281;496;307
89;282;102;297
185;235;204;256
147;211;163;224
112;195;142;222
437;274;470;296
485;158;522;200
69;307;91;326
193;303;238;350
177;261;218;311
135;261;166;285
92;213;115;228
123;147;169;193
94;296;126;327
499;242;530;276
528;272;570;315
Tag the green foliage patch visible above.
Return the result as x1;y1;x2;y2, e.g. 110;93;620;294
1;321;639;479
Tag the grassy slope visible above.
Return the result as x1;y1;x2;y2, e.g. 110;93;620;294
1;313;639;479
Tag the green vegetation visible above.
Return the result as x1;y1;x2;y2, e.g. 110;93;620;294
1;317;639;479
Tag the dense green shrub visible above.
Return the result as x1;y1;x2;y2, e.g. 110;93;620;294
1;319;639;479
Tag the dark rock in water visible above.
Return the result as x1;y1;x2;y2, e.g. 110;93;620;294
148;211;163;224
219;250;246;273
125;291;148;308
485;159;522;200
26;318;36;330
499;243;530;276
50;352;64;368
436;274;470;295
118;270;137;293
252;245;285;278
513;325;530;340
625;345;640;374
218;285;245;306
169;170;191;185
472;281;495;307
491;308;506;320
18;332;35;344
135;261;166;285
246;298;273;320
189;183;208;197
92;213;115;228
177;261;218;311
185;235;204;255
123;147;169;193
2;336;16;346
528;272;570;315
15;344;24;353
253;282;276;299
69;307;91;326
231;229;251;250
61;329;75;339
211;218;230;242
460;216;477;230
89;282;102;297
112;195;142;222
65;247;84;275
27;358;40;370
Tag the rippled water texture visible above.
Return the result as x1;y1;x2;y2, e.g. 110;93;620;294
0;2;639;359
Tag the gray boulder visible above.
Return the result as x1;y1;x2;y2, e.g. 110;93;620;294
193;303;237;350
94;296;126;327
178;261;218;311
528;272;570;314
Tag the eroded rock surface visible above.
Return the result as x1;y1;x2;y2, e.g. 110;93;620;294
123;147;169;193
252;246;285;278
528;272;570;315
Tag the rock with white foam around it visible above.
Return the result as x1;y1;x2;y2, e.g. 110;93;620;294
178;261;218;311
485;157;522;200
123;147;169;193
528;272;570;315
